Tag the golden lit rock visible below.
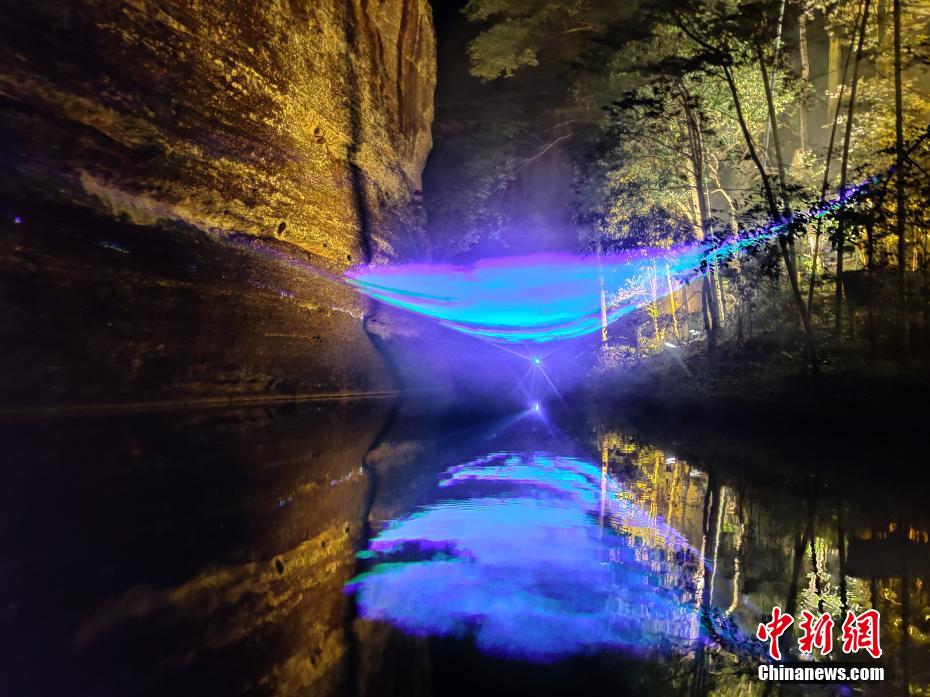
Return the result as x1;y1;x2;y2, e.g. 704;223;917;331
0;0;434;263
0;0;436;407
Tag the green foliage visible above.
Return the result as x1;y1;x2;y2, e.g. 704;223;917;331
463;0;637;81
466;19;541;80
459;0;930;360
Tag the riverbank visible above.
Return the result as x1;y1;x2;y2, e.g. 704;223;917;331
584;331;930;477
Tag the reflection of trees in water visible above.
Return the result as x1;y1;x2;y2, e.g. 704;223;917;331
599;431;708;646
598;430;930;696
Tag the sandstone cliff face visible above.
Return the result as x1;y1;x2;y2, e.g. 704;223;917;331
0;0;434;262
0;0;435;407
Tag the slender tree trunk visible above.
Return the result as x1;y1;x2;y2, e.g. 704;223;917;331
762;0;788;159
743;53;820;376
827;29;842;121
666;262;682;342
756;46;791;214
680;89;720;350
649;268;661;344
712;253;728;324
757;46;800;291
867;217;877;356
688;182;702;237
701;276;715;349
797;3;811;163
808;230;822;312
702;171;728;325
835;0;872;338
597;238;609;344
877;0;890;69
808;0;867;313
894;0;909;351
797;3;817;300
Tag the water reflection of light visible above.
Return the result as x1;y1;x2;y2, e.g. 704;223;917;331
347;451;706;661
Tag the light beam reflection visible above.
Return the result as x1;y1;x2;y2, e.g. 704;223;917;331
346;450;708;661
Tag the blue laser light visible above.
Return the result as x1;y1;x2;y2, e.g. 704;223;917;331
345;177;876;344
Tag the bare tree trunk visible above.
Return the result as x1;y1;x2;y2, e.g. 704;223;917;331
701;276;715;348
757;45;801;292
713;254;728;323
680;87;720;350
796;5;817;330
894;0;909;351
827;29;842;121
835;0;872;338
762;0;788;159
666;262;682;342
797;2;811;163
756;46;791;215
877;0;890;68
808;0;867;314
742;51;820;376
596;238;608;344
649;267;661;345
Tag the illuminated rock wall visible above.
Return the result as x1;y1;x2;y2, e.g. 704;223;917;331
0;0;435;260
0;0;436;407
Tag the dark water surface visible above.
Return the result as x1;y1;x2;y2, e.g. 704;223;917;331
2;398;928;696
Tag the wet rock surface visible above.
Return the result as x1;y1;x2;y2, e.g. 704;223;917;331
0;401;393;696
0;201;391;409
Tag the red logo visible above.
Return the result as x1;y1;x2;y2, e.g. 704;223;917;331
798;611;834;655
841;609;882;658
757;607;882;659
756;606;794;660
